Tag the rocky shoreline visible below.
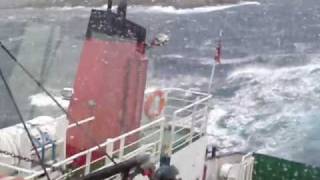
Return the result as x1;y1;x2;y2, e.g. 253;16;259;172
0;0;244;9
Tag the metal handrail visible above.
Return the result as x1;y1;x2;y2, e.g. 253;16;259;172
111;117;165;142
123;129;161;150
174;97;211;115
52;117;165;168
68;116;95;129
8;88;212;179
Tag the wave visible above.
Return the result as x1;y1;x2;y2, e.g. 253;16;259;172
228;63;320;81
227;66;272;80
129;1;260;14
29;93;69;108
45;6;88;11
210;56;320;159
160;54;184;59
44;1;260;14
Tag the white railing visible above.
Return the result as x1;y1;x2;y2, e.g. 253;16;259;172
169;94;210;155
2;88;211;180
67;116;95;129
48;116;166;180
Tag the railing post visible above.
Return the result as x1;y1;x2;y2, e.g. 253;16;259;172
84;151;92;175
152;143;157;159
105;139;114;165
158;118;165;159
189;98;199;144
119;137;125;160
202;97;210;136
169;112;177;155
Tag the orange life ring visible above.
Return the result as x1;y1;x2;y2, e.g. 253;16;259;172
144;90;166;119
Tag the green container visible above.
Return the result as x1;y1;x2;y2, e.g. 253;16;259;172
253;153;320;180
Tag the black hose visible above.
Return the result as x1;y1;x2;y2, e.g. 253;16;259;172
81;154;149;180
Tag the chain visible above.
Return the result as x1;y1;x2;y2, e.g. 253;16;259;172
0;149;66;174
0;149;36;164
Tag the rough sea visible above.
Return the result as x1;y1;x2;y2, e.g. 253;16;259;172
1;0;320;165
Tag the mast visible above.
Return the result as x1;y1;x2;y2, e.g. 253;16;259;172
208;30;223;94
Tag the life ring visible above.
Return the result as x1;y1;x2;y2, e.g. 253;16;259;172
144;90;166;119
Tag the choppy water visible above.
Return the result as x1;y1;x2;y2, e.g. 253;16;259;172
1;0;320;165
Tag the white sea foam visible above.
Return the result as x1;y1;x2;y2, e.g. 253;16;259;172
45;6;87;11
44;1;260;14
210;55;320;155
129;1;261;14
161;54;184;59
29;93;69;108
227;67;272;80
209;107;227;123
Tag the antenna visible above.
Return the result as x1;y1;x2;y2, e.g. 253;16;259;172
208;30;223;94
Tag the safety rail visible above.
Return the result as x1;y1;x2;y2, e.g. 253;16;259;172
1;88;211;179
169;94;210;154
50;117;165;180
27;117;94;166
22;117;165;180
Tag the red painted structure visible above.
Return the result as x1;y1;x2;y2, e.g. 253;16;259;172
66;9;147;165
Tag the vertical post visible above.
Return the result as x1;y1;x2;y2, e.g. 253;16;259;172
169;113;177;155
207;61;216;94
119;137;125;160
105;139;114;165
151;142;157;159
203;95;211;137
62;117;67;170
84;151;92;175
189;98;199;144
201;106;208;136
208;30;222;94
158;118;165;159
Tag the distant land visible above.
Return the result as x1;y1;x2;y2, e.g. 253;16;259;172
0;0;253;9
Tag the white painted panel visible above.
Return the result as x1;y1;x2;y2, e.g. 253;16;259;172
171;136;207;180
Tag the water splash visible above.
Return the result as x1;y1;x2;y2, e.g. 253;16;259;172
210;55;320;165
